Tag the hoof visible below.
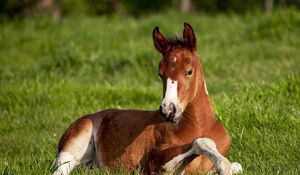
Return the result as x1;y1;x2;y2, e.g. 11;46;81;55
231;162;243;174
216;159;232;175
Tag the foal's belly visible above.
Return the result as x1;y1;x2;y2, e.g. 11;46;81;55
94;109;161;170
97;125;157;170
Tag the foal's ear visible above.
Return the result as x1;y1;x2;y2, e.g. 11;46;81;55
153;27;169;54
183;23;196;51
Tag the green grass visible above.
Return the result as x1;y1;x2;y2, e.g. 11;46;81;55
0;9;300;175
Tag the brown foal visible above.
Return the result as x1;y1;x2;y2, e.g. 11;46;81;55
52;23;242;175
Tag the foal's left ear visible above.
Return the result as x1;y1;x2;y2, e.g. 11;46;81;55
183;23;196;51
153;26;169;54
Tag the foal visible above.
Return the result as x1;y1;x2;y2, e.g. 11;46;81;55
52;23;242;175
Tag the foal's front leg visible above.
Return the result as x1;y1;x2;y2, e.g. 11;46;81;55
162;138;242;175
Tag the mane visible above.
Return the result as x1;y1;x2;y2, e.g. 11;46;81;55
167;35;184;46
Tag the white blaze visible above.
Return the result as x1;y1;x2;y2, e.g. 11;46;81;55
161;78;185;121
162;78;178;105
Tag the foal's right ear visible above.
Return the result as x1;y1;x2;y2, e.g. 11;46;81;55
153;27;169;54
183;23;196;51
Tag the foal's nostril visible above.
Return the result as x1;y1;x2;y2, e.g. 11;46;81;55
169;104;176;118
172;105;176;114
170;103;175;110
160;103;177;122
169;103;176;112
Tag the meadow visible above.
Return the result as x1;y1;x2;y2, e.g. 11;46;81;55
0;9;299;175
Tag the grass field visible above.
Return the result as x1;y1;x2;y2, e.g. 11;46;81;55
0;9;300;175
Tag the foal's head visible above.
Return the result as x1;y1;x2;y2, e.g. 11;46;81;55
153;23;203;123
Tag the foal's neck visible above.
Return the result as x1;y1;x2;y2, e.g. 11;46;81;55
175;60;216;140
184;80;215;125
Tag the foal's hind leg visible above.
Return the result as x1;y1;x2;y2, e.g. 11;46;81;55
163;138;242;175
52;117;95;175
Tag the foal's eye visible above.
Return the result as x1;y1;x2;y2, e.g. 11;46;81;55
185;69;193;76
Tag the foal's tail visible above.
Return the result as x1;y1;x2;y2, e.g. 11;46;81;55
51;116;96;175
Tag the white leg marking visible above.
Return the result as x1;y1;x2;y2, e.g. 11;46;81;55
193;138;232;175
53;121;96;175
230;162;243;174
162;138;241;175
163;149;194;174
52;152;78;175
208;162;243;175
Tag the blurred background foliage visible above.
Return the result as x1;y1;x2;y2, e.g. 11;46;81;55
1;1;300;174
1;0;300;21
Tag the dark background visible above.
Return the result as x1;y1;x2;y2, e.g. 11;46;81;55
1;0;300;21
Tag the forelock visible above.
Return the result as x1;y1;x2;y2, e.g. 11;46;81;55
167;35;184;46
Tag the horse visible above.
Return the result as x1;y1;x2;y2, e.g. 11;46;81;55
52;23;242;175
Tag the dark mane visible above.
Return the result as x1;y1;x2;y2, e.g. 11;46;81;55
167;35;184;46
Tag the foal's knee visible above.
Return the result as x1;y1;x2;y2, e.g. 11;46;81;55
192;138;217;154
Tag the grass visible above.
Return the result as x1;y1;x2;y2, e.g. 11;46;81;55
0;9;299;175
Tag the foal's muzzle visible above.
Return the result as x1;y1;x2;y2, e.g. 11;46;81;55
160;103;177;123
